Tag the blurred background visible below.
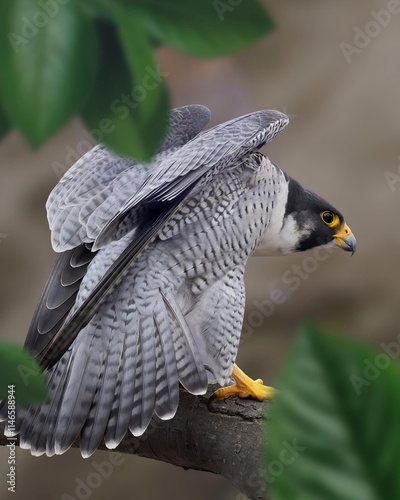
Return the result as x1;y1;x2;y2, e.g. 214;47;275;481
1;0;400;498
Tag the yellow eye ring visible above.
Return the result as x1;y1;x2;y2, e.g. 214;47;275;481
321;211;339;227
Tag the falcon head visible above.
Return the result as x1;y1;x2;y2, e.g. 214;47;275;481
280;176;356;255
256;174;356;256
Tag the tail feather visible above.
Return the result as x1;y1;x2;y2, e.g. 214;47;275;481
31;353;72;456
129;310;156;436
53;325;103;454
80;308;125;457
13;285;210;456
154;302;179;419
104;312;139;448
45;353;73;456
18;359;67;455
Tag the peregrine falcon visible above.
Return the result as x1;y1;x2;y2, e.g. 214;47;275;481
1;105;356;457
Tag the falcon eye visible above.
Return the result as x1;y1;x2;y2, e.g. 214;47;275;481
322;211;334;223
321;211;339;227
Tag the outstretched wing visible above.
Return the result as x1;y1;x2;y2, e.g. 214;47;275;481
35;110;288;370
47;104;211;252
18;239;209;457
94;110;289;250
26;105;211;358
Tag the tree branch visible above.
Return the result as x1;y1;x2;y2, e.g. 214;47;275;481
0;386;270;500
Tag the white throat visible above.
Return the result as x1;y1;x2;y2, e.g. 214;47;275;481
253;175;312;256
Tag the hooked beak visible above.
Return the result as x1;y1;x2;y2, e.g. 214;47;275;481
333;224;356;255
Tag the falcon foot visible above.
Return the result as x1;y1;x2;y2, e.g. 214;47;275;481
208;364;275;409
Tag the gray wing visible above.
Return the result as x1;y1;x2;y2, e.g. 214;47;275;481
18;236;208;457
25;105;210;358
93;110;289;250
24;244;94;354
47;104;211;252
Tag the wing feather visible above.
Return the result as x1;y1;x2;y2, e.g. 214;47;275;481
93;110;288;249
48;105;211;252
25;244;95;354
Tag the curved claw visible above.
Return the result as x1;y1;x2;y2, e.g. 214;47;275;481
207;392;218;411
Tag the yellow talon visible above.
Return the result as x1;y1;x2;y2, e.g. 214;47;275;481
212;364;275;402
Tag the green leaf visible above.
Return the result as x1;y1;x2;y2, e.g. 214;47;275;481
267;325;400;500
126;0;275;58
0;107;11;141
0;342;49;406
82;16;169;162
0;0;97;147
81;0;112;20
